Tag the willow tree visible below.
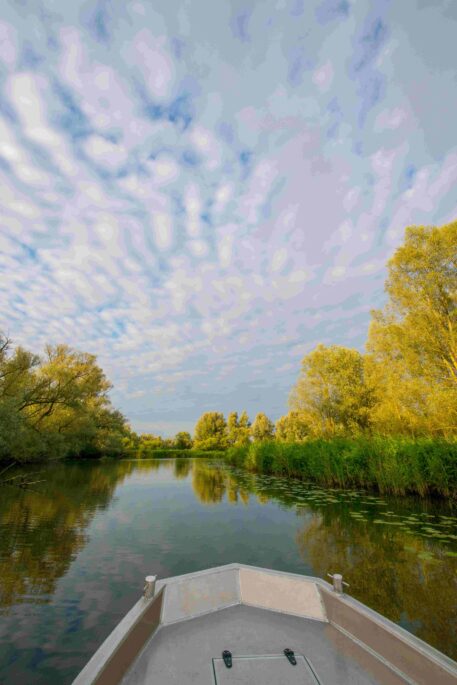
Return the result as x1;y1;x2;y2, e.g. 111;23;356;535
366;221;457;436
174;431;193;449
227;410;251;446
251;412;275;441
193;411;228;450
289;344;375;436
0;336;128;461
275;411;309;442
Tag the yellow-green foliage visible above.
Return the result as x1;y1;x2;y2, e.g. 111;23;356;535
227;411;251;446
289;345;375;436
365;221;457;437
251;412;275;441
287;220;457;439
275;412;309;442
0;338;130;462
193;411;229;450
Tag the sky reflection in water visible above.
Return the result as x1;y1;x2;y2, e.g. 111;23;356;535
0;458;456;684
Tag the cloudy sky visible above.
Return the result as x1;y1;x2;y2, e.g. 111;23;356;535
0;0;456;436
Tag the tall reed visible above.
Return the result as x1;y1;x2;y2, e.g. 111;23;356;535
224;436;457;497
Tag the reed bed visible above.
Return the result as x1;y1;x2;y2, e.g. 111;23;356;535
224;437;457;497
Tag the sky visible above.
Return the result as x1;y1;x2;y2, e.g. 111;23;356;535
0;0;456;437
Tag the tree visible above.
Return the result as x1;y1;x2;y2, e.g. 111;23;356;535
275;411;309;442
227;410;251;446
227;411;239;446
174;431;193;449
251;412;275;441
289;344;375;437
137;434;165;453
0;336;128;462
366;221;457;436
193;412;228;450
237;410;252;446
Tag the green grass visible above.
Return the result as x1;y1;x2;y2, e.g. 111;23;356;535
224;436;457;498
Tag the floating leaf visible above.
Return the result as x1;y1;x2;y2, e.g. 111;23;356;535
418;552;434;560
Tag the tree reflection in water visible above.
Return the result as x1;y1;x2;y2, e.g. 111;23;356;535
0;460;137;611
0;458;455;663
218;465;457;659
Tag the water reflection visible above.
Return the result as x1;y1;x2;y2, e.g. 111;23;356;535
295;514;457;657
0;456;455;684
0;460;136;611
212;465;457;657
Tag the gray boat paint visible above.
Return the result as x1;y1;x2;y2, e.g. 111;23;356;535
72;563;457;685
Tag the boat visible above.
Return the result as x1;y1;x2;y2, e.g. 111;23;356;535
72;563;457;684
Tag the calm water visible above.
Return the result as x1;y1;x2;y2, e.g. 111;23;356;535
0;458;456;683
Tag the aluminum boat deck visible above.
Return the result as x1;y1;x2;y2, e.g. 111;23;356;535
73;563;457;685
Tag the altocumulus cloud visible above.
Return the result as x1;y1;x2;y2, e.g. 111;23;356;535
0;0;456;436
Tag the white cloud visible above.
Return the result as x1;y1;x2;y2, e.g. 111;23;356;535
217;233;234;269
6;72;62;148
188;239;209;258
0;21;17;67
130;30;175;99
147;154;180;186
189;125;221;170
312;61;334;92
82;135;127;170
184;183;201;237
375;107;407;131
237;160;278;225
213;183;232;216
271;247;288;273
343;188;360;213
2;0;456;437
152;212;173;250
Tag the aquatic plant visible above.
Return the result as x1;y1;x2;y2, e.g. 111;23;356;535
224;436;457;497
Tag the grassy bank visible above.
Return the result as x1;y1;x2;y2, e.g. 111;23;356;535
124;448;225;459
224;437;457;497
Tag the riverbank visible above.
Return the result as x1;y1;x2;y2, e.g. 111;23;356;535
122;448;224;459
224;437;457;498
0;449;223;469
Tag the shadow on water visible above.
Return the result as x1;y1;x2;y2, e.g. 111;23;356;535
0;457;455;684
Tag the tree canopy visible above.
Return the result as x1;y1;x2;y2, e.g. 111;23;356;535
365;221;457;437
275;411;309;442
251;412;275;441
193;411;228;450
0;336;130;462
289;344;375;436
287;221;457;439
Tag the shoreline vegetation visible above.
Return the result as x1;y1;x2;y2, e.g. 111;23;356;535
1;221;456;498
224;438;457;498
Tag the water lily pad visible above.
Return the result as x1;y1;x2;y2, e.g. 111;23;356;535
444;551;457;558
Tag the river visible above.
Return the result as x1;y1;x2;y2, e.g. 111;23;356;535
0;457;456;683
